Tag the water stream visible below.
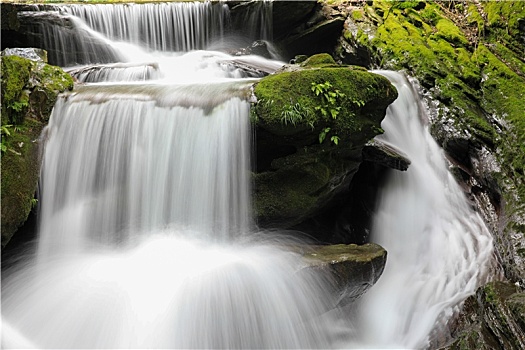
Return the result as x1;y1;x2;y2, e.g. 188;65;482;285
2;3;494;349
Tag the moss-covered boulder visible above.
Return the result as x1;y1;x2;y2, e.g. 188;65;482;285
303;243;387;306
252;54;397;228
1;51;73;248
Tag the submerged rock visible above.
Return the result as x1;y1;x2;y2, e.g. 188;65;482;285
302;243;387;306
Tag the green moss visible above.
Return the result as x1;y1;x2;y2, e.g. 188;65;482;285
305;243;386;264
254;66;397;140
474;44;525;199
300;53;337;67
1;56;32;124
482;1;525;52
351;9;364;21
1;54;74;247
435;18;468;46
467;4;484;33
1;117;44;247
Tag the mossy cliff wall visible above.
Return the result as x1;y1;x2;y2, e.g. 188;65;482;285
1;53;73;247
322;0;525;287
306;1;525;347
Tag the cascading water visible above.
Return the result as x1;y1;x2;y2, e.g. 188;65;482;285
2;3;495;349
349;72;495;349
2;3;339;349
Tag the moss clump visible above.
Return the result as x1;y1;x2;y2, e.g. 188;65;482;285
1;56;32;124
435;18;468;46
300;53;337;67
254;66;397;142
474;44;525;200
1;53;74;247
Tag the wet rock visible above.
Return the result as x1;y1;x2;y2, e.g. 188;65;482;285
362;139;411;171
1;53;73;248
442;281;525;350
303;243;387;306
2;48;47;63
252;54;397;228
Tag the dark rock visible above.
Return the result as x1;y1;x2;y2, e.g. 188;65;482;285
362;139;411;171
303;243;387;306
252;56;398;228
1;4;20;32
280;18;346;59
232;40;273;59
271;1;319;38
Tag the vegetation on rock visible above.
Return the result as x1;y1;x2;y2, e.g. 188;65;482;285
1;53;73;247
445;281;525;350
252;54;397;227
332;0;525;286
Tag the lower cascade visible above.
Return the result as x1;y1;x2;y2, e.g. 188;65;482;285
2;4;496;350
352;72;495;349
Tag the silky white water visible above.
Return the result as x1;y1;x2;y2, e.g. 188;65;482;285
2;3;342;348
2;3;496;349
348;72;495;349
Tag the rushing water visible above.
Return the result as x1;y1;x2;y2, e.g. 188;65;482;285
350;72;495;349
2;3;495;349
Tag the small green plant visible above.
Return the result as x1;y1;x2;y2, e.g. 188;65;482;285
318;127;341;145
1;124;13;154
280;102;316;129
311;81;346;120
10;99;29;113
311;81;349;145
330;135;340;145
319;127;330;144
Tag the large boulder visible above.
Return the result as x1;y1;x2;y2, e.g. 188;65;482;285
252;53;398;229
1;51;73;247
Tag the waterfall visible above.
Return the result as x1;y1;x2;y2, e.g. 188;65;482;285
2;3;340;349
2;3;496;349
349;72;495;349
55;2;230;52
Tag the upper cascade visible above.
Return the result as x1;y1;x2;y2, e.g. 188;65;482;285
54;2;230;52
17;1;276;68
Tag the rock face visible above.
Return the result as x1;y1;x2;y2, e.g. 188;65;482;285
252;54;398;233
319;0;525;346
442;282;525;350
1;50;73;247
331;0;525;288
303;243;387;306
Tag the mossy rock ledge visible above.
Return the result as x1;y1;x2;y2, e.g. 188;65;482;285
302;243;387;307
1;49;74;248
252;53;398;228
